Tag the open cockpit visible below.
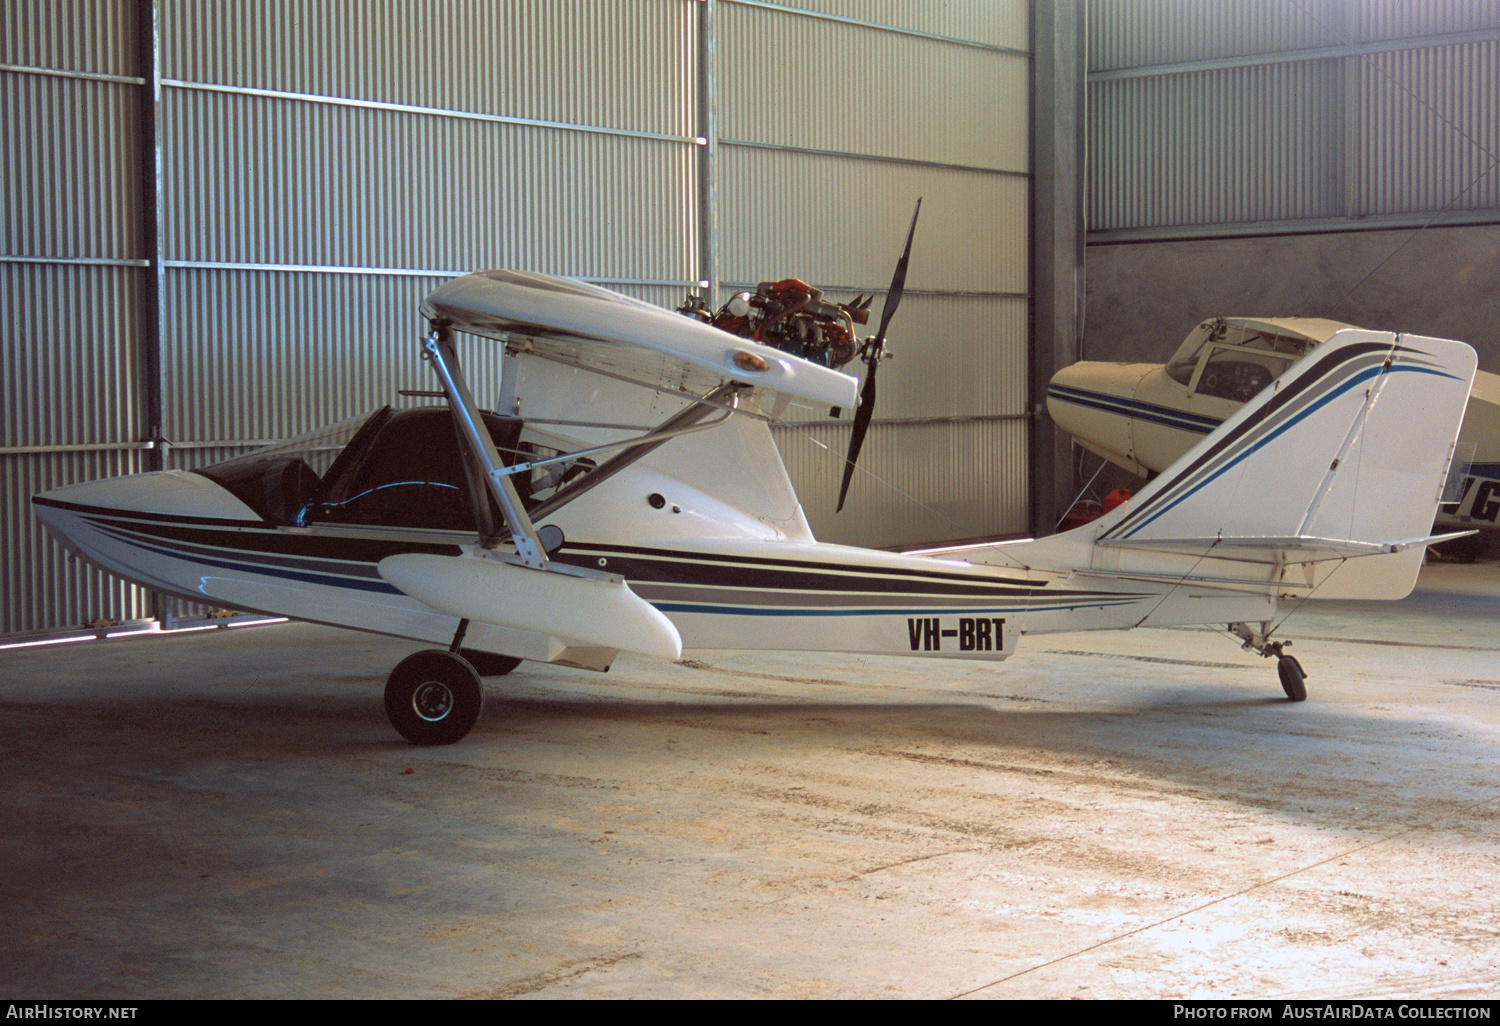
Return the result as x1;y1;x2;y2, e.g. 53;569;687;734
194;406;573;531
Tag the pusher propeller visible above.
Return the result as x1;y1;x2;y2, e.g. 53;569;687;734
836;198;921;513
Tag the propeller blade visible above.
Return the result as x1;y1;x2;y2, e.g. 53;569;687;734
835;198;921;513
836;359;878;513
871;197;922;350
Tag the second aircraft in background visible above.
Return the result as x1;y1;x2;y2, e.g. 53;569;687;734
1047;316;1500;559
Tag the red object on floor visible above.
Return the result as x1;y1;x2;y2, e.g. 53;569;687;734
1059;500;1102;531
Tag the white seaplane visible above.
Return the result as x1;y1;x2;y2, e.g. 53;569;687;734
34;272;1476;744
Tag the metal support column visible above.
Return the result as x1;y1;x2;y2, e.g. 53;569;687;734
695;0;720;305
138;0;172;625
1029;0;1087;537
137;0;166;474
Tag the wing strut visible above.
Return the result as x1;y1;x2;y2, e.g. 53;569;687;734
425;323;550;568
424;321;741;558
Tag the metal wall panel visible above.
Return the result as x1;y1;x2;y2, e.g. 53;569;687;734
1;265;150;636
717;149;1027;298
160;269;451;444
161;0;696;137
1354;1;1500;41
717;1;1031;547
2;0;151;636
1;264;144;448
1355;40;1500;215
1089;61;1341;230
773;419;1029;549
3;72;143;260
737;0;1030;51
1;0;140;77
2;451;150;635
1089;6;1500;236
825;295;1028;422
1088;0;1337;72
161;88;697;278
718;3;1028;170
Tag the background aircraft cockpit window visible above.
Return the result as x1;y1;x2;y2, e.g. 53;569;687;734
1261;333;1313;359
1165;344;1205;386
1164;320;1230;385
1166;323;1315;388
1195;356;1273;402
1194;346;1295;403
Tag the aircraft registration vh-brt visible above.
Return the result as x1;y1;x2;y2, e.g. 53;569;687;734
33;268;1478;745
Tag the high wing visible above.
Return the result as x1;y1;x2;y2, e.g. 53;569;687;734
345;270;863;673
422;270;859;414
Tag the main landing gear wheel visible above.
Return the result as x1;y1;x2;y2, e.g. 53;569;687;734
1277;654;1308;703
385;650;484;745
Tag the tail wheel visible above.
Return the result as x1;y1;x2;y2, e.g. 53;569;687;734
1277;655;1307;702
385;650;484;745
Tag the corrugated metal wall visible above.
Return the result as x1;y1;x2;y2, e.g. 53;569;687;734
2;0;153;634
3;0;1033;637
718;1;1031;547
1088;0;1500;240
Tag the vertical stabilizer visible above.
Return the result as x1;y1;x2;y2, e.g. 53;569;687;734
1006;331;1477;600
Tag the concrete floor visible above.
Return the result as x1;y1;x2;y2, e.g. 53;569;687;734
2;562;1498;999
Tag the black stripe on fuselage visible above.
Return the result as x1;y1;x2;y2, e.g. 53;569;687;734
47;500;1144;604
559;541;1043;585
550;544;1122;600
75;510;465;563
35;494;267;529
91;520;388;580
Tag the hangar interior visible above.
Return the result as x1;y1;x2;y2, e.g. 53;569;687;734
3;0;1500;1001
1080;0;1500;526
1086;0;1500;376
4;0;1039;641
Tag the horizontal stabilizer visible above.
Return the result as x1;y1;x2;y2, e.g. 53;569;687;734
1096;532;1465;564
378;553;683;661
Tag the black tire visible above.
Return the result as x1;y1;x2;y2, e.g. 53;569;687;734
1277;655;1307;702
384;650;484;745
459;648;523;677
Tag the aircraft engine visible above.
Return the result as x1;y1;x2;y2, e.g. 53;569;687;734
677;278;867;369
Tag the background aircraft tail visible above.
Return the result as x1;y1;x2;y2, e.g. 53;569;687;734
1014;330;1477;600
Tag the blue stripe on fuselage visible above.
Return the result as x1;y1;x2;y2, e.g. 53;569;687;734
105;533;405;595
1047;384;1222;434
652;597;1143;617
